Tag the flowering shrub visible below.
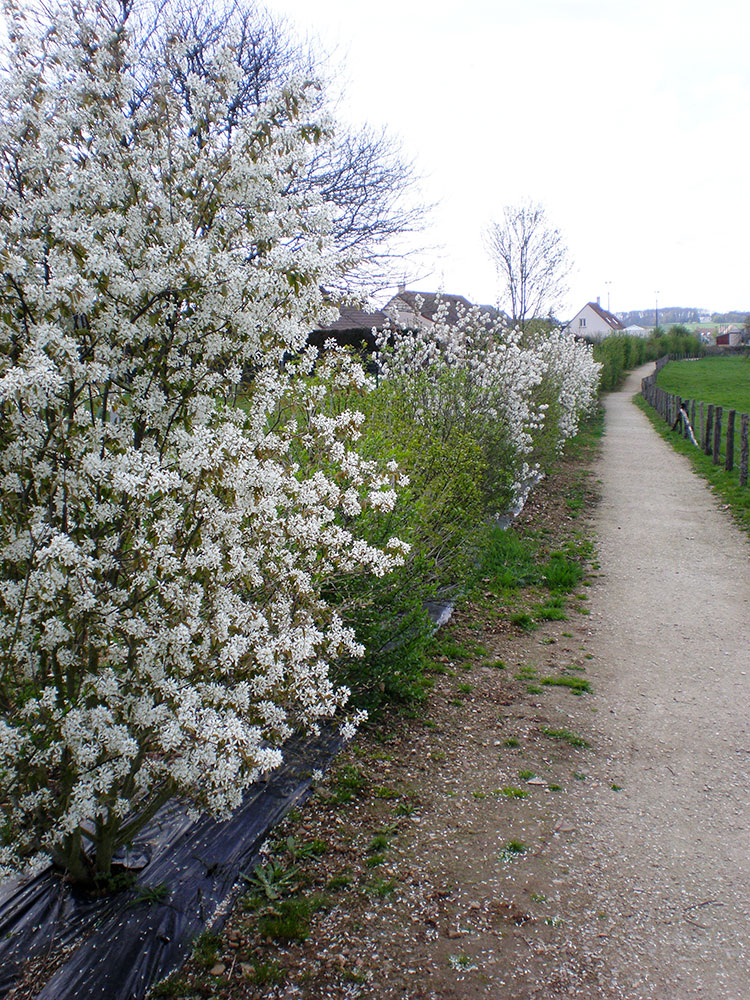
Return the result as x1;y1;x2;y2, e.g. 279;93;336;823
0;1;405;884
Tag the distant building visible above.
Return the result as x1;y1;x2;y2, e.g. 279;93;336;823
564;300;626;341
623;324;649;338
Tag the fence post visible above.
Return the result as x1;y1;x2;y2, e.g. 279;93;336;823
713;406;723;465
741;415;749;488
699;402;705;450
690;400;696;436
705;405;714;455
725;410;736;471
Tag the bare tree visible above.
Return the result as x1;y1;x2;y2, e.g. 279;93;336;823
131;0;427;290
485;202;571;330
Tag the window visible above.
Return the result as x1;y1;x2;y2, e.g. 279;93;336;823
579;318;586;328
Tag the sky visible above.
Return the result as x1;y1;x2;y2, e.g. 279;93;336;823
261;0;750;317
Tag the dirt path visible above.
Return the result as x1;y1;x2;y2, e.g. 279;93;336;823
557;363;750;998
165;366;750;1000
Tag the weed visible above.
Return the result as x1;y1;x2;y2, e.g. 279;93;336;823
482;658;506;669
450;698;464;707
573;771;586;781
128;882;170;907
472;790;486;799
331;764;368;804
368;833;390;852
518;769;534;780
365;854;385;868
243;861;299;902
611;783;623;791
373;785;400;799
458;682;472;694
431;750;447;763
243;958;286;985
548;783;562;791
540;676;591;694
191;931;222;969
497;787;529;799
285;836;327;860
541;727;591;748
530;892;547;903
326;872;353;891
477;526;540;590
366;877;398;897
510;612;536;632
526;684;543;694
395;801;416;816
258;894;331;942
499;840;527;862
503;737;520;748
150;978;193;998
542;552;584;592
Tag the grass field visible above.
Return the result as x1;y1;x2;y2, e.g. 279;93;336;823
656;357;750;413
642;356;750;532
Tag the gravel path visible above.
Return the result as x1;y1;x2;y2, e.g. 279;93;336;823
560;363;750;997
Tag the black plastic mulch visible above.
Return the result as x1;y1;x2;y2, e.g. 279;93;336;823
0;726;342;1000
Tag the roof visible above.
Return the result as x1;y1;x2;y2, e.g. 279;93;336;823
316;302;390;333
387;291;474;326
585;301;626;331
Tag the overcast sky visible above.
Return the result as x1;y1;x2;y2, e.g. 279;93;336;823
262;0;750;317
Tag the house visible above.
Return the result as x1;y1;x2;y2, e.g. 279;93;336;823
565;300;626;341
308;301;390;354
715;326;743;347
384;290;475;329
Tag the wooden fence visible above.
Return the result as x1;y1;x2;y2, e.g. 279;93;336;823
641;359;750;487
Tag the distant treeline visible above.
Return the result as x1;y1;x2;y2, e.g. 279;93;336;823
618;308;749;327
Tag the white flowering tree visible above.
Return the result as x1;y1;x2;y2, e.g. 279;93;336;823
0;0;406;886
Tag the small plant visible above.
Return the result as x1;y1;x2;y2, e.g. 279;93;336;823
482;658;506;669
365;854;385;868
450;697;464;707
499;840;527;862
448;953;479;972
473;790;486;799
366;877;398;897
150;978;192;998
518;769;534;780
191;931;222;969
243;861;300;902
368;832;390;853
540;676;591;694
542;727;590;748
458;682;473;694
611;783;623;792
498;787;529;799
128;882;170;908
243;958;287;986
331;764;368;804
285;836;327;861
257;894;330;942
395;801;416;817
526;684;543;694
503;737;520;748
542;552;584;592
326;872;353;892
510;612;536;632
548;783;562;791
573;771;586;781
516;665;537;679
373;785;400;799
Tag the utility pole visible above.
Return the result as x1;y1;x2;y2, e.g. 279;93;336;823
605;280;612;313
655;290;660;329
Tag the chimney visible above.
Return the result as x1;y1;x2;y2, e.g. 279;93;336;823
398;282;406;294
597;296;600;306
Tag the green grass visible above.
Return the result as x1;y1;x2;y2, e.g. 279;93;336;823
635;395;750;532
540;676;592;694
541;727;591;748
497;786;529;799
656;356;750;413
477;526;540;590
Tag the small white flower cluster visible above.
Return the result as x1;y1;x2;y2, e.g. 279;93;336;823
374;297;600;506
0;2;402;880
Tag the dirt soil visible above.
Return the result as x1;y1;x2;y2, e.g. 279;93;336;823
161;365;750;1000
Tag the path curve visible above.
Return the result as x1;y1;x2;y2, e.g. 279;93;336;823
569;362;750;997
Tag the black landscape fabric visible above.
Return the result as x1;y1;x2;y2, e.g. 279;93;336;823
0;726;342;1000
